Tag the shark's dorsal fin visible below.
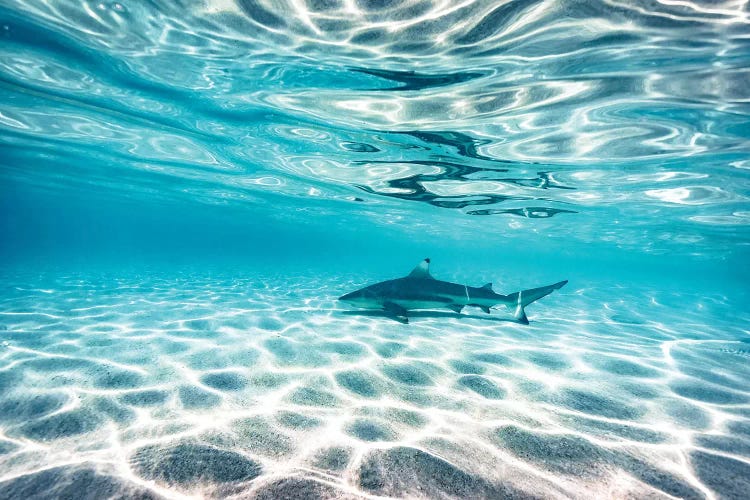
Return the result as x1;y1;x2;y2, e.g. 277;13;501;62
481;283;493;290
408;258;434;279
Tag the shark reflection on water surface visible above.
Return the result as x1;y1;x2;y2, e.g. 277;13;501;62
339;259;567;324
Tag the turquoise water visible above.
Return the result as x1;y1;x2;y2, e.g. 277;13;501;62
1;1;749;498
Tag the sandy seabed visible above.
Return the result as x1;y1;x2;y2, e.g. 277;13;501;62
0;273;748;499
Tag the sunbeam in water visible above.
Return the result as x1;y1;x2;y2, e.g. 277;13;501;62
0;0;749;499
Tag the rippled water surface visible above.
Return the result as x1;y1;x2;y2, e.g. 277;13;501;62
2;0;750;249
1;0;749;499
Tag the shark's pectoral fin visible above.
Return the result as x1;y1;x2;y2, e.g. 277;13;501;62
383;302;409;324
448;304;464;314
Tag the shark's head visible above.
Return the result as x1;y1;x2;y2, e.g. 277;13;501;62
338;286;382;309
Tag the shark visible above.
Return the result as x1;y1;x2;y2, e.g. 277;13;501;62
338;258;567;324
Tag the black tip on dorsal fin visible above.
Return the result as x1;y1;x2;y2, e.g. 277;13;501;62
408;258;434;279
481;282;493;290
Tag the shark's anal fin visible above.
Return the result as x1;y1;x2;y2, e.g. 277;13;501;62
408;258;434;279
448;304;464;314
383;302;409;324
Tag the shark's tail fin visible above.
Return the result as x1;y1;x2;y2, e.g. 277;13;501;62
505;280;568;324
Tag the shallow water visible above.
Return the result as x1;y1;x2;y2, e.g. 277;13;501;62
1;0;749;499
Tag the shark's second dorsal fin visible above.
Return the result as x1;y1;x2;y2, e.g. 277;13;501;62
481;283;493;290
408;258;434;279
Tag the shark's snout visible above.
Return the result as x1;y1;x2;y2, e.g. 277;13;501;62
338;290;359;302
338;289;376;308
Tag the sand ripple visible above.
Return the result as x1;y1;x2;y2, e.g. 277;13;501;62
0;273;748;498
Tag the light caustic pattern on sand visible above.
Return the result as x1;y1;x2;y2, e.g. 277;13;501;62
0;274;749;499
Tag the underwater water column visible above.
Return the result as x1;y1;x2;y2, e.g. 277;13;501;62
0;0;749;499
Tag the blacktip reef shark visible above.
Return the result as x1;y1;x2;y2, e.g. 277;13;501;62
339;259;567;324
